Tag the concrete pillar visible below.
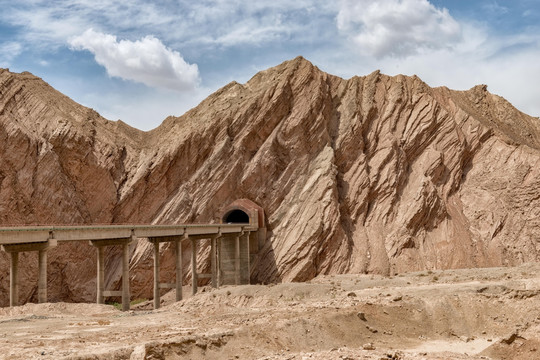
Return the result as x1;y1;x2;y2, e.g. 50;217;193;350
96;246;104;304
245;233;251;285
10;252;19;307
218;235;240;285
191;238;198;295
239;233;250;284
235;235;240;285
153;241;160;309
175;238;182;301
38;249;47;303
122;242;130;311
211;236;217;288
216;237;222;286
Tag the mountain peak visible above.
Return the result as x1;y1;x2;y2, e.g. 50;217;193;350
2;58;540;306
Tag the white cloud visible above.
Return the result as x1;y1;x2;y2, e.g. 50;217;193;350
3;0;540;128
0;42;23;66
482;1;509;15
319;19;540;118
69;29;200;91
2;0;329;51
2;1;175;46
390;26;540;117
336;0;462;58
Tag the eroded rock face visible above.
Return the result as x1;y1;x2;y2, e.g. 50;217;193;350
1;57;539;305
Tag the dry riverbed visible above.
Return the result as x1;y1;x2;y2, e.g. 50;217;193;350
1;263;539;359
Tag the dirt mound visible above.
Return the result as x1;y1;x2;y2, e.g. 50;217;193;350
0;302;118;317
1;264;539;359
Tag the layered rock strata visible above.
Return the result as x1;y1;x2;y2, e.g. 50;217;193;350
1;57;539;305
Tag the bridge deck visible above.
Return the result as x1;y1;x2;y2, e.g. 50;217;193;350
0;223;256;311
0;223;254;245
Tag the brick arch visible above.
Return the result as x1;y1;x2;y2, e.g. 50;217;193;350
221;199;265;228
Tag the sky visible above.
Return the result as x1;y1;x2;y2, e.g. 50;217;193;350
0;0;539;131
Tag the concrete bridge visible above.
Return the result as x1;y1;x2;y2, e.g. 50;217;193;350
0;199;266;311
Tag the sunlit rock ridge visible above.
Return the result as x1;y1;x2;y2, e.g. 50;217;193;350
1;57;539;305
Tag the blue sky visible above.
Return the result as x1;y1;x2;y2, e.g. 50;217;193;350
1;0;539;130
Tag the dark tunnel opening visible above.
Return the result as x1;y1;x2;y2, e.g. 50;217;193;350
224;209;250;224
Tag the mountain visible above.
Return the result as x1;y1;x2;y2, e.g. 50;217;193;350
1;57;539;305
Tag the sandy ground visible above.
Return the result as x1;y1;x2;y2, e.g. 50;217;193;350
1;263;540;360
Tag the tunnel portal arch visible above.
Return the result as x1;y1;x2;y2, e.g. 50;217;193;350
219;199;266;285
223;209;250;224
220;199;266;257
220;199;265;228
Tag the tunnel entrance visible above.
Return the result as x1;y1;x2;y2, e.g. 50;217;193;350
220;199;267;285
223;209;250;224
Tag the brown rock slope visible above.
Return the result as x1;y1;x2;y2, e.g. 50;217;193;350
0;68;147;304
1;57;540;305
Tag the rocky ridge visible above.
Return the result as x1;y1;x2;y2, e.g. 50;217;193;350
0;57;539;305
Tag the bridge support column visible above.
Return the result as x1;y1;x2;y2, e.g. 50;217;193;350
235;234;241;285
90;238;132;311
148;235;186;308
240;233;250;285
246;234;250;284
38;249;48;303
211;236;217;288
175;238;183;301
153;241;160;309
191;238;198;295
96;246;104;304
216;231;250;286
10;252;18;307
2;239;56;307
122;241;130;312
216;237;222;287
